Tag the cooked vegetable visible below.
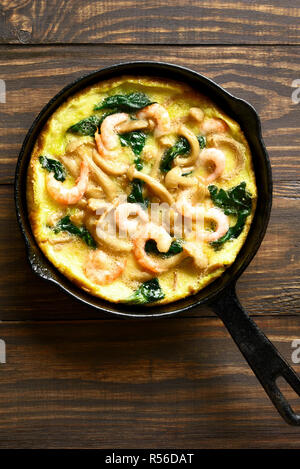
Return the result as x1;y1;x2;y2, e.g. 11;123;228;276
39;156;66;182
145;238;183;257
197;135;206;149
160;135;206;173
209;182;252;215
160;137;189;173
208;182;252;248
125;278;165;304
29;74;257;306
127;179;149;208
119;131;147;170
94;92;153;112
67;112;116;137
53;215;96;248
67;115;102;137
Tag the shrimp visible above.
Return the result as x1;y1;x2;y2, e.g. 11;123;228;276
137;103;171;138
200;208;229;242
94;130;112;158
201;117;228;135
46;160;89;205
100;112;129;150
198;148;226;183
175;193;229;242
84;250;126;286
207;134;245;180
115;202;149;237
132;222;172;274
175;185;208;219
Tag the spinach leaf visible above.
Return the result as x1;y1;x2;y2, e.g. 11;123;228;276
160;137;190;173
39;156;66;182
67;111;117;137
208;182;252;216
119;131;147;170
125;278;165;304
208;182;252;249
197;135;206;149
211;210;250;249
53;215;96;248
160;134;206;173
67;115;102;137
127;179;149;208
145;239;183;258
94;92;153;112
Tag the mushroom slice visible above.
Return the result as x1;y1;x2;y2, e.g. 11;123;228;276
92;149;129;176
76;147;118;201
183;241;208;270
116;119;148;133
174;125;200;167
207;134;245;179
164;166;198;190
127;165;174;205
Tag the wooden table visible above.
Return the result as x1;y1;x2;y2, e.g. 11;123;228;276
0;0;299;449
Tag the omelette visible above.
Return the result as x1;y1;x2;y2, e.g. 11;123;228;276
27;76;257;305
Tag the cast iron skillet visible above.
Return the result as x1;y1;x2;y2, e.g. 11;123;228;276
15;61;300;425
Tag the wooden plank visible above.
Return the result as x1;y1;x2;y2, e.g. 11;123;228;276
1;184;299;320
0;45;299;184
0;316;299;448
0;1;299;45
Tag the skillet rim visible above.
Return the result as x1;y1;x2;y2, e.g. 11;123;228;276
14;61;272;318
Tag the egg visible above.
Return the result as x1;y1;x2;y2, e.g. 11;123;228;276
27;76;257;305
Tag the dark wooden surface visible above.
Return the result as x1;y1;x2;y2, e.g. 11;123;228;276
0;0;299;449
0;317;300;449
0;0;299;44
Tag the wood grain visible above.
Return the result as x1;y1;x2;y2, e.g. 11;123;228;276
0;316;299;448
0;0;299;451
0;184;299;320
0;44;298;320
0;45;299;184
0;1;299;45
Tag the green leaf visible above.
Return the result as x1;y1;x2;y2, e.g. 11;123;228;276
53;216;96;248
160;134;206;173
39;156;66;182
160;136;190;173
145;239;183;258
125;278;165;304
208;182;252;249
127;179;149;208
67;115;102;137
67;111;117;137
211;210;250;249
197;135;206;149
208;182;252;216
94;92;153;112
119;131;147;170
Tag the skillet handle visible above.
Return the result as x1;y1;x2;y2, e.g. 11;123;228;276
212;284;300;425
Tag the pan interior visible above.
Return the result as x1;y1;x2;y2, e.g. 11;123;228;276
15;62;272;317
